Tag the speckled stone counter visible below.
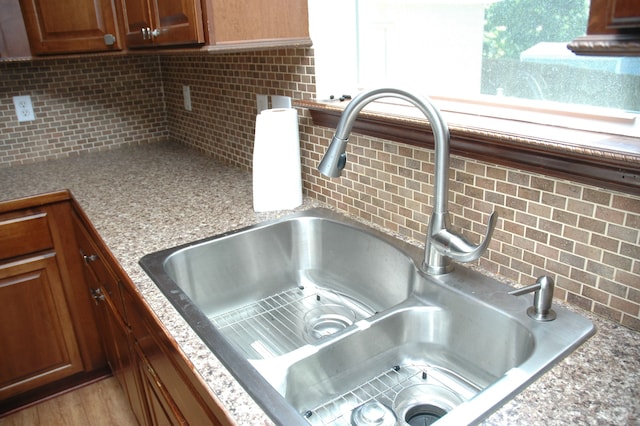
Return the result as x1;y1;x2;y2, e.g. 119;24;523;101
1;142;638;425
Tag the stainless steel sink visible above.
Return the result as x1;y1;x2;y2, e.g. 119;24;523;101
140;208;595;426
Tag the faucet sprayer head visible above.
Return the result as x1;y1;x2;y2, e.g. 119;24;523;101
318;136;349;177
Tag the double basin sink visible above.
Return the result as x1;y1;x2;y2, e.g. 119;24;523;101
140;208;595;425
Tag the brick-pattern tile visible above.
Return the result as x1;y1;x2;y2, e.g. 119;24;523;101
160;48;316;171
0;56;167;166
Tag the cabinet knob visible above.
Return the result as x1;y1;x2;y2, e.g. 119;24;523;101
90;288;106;302
104;34;116;46
83;254;98;263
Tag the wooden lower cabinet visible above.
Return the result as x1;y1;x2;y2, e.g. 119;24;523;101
0;194;106;415
0;252;84;400
71;196;232;425
1;191;233;424
136;342;185;426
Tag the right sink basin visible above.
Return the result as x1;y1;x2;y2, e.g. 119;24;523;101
279;300;534;425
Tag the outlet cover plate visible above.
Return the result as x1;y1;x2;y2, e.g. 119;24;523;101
256;94;268;113
182;85;192;111
13;95;35;122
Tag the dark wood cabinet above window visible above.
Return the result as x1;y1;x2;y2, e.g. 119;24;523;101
568;0;640;56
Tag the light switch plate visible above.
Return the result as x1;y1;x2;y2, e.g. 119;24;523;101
13;95;35;122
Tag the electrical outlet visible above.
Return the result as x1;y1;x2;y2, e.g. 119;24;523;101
256;94;269;113
13;95;35;122
182;85;192;111
271;95;291;109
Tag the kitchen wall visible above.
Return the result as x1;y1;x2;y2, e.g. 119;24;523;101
0;55;167;165
160;49;640;332
1;49;638;332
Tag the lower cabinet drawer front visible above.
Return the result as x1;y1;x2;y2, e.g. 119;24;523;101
0;211;53;260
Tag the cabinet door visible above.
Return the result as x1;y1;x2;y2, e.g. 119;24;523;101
121;0;204;48
0;253;84;399
587;0;640;34
91;285;149;425
73;214;148;426
123;284;229;425
135;343;185;426
153;0;204;45
19;0;123;54
120;0;153;47
605;0;640;30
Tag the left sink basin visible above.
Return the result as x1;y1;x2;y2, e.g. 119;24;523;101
146;208;417;359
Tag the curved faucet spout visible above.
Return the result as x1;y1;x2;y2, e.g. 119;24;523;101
317;88;498;275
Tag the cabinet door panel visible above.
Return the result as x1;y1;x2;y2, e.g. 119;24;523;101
136;343;185;426
19;0;123;54
120;0;153;47
154;0;204;45
0;253;83;399
607;0;640;29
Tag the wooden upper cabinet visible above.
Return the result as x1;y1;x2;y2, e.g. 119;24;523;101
606;0;640;29
587;0;640;33
569;0;640;55
18;0;123;54
121;0;204;48
8;0;309;56
121;0;309;50
203;0;309;46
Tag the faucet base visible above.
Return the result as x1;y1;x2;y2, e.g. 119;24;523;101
423;261;454;276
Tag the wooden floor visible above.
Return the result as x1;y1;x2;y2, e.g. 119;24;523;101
0;377;138;426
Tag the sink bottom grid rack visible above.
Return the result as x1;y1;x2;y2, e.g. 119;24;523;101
302;363;480;426
209;284;374;359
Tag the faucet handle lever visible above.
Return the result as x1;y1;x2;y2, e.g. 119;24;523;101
441;211;498;263
509;275;556;321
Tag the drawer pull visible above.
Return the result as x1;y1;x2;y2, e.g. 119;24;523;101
90;287;106;302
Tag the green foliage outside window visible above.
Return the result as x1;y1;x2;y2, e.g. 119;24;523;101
483;0;590;59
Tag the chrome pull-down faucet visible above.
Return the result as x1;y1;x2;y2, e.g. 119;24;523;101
318;88;498;275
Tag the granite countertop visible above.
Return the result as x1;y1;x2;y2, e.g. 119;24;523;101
1;142;638;425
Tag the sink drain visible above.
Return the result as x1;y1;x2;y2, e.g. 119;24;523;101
303;304;356;342
404;404;447;425
393;384;463;426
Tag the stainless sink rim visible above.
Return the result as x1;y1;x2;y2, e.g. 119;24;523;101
139;208;596;426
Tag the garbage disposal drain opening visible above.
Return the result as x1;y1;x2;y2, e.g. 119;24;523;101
405;404;447;426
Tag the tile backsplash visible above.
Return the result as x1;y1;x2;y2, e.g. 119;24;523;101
0;56;167;165
1;49;638;332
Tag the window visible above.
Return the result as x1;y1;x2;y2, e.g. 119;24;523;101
309;0;640;138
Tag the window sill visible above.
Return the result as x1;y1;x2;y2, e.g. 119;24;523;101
297;99;640;196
